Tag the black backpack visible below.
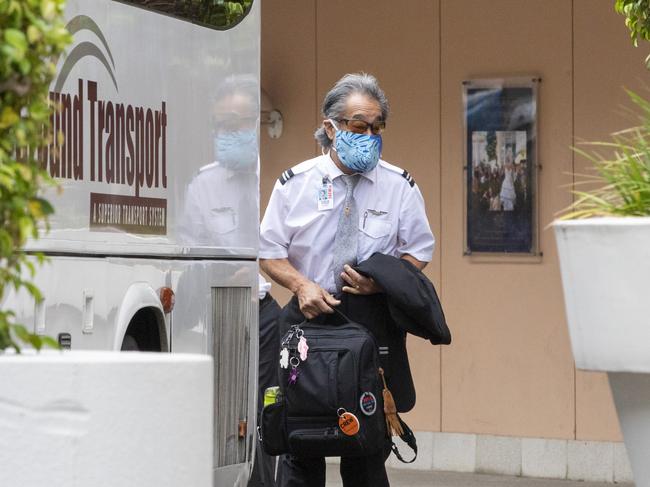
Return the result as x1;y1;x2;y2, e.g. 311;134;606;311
260;320;386;457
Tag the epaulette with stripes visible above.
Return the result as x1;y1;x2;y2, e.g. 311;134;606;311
277;158;320;185
278;168;295;185
198;162;218;173
380;160;417;188
401;170;415;187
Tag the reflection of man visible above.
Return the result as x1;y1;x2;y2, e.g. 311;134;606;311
178;76;258;247
176;77;279;485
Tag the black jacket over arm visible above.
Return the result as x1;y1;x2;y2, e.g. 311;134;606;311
277;253;451;413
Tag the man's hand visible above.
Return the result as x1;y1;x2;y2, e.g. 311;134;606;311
341;264;382;295
259;258;341;319
296;280;341;319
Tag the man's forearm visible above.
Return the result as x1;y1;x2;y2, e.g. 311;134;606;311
260;258;310;294
261;255;427;293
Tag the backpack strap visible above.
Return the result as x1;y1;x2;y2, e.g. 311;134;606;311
390;415;418;463
332;306;354;323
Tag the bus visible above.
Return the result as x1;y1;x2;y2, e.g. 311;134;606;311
7;0;261;484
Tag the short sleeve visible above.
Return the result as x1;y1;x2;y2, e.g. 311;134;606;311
178;180;206;245
259;181;291;259
396;182;435;262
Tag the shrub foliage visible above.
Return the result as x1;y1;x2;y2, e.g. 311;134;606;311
0;0;71;351
615;0;650;46
563;91;650;219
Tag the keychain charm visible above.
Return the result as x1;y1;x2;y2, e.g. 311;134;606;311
288;367;300;385
337;408;360;436
288;356;301;385
298;335;309;361
282;324;307;384
279;348;289;369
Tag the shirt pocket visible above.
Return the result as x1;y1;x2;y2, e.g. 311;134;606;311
358;211;393;258
209;206;237;235
360;217;391;239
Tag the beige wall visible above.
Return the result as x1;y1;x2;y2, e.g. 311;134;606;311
260;0;649;441
440;0;576;440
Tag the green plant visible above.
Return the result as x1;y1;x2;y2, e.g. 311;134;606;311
616;0;650;46
562;90;650;219
0;0;71;351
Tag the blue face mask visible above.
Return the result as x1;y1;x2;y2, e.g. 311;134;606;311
329;120;382;173
214;129;258;170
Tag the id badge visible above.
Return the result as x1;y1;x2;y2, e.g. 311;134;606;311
317;177;334;211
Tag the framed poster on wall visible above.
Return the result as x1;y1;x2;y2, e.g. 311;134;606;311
463;77;540;256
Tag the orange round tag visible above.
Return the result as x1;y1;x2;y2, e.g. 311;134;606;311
338;411;360;436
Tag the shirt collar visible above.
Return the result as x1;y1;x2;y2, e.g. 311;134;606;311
319;152;377;184
213;159;258;180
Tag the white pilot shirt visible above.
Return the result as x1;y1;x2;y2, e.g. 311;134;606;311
260;153;435;293
178;162;258;249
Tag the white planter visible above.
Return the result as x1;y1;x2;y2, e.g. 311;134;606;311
555;217;650;487
609;372;650;487
554;217;650;372
0;351;213;487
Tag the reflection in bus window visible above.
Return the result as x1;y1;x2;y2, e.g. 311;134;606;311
119;0;253;30
178;75;259;248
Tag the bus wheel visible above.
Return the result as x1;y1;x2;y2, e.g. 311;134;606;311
120;308;164;352
121;334;140;351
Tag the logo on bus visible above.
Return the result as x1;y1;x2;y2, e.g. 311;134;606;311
39;15;168;235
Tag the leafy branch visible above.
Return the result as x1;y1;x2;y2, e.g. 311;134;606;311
0;0;71;351
615;0;650;46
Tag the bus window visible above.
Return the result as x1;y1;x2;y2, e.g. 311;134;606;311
117;0;254;30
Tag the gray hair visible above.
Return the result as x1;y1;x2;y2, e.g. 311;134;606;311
314;73;389;150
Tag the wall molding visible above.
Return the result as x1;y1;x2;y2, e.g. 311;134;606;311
328;431;632;483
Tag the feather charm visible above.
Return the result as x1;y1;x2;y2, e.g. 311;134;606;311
379;367;403;437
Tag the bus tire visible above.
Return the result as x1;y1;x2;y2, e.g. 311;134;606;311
121;334;140;351
121;308;164;352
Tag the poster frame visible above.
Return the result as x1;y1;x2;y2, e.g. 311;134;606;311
462;77;541;258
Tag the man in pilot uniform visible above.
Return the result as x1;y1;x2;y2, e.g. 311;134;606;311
259;73;435;487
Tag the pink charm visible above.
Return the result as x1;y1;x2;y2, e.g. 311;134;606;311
298;336;309;361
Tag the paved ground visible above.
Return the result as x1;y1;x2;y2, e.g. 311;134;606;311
324;464;634;487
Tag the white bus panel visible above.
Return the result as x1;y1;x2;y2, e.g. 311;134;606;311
6;1;262;485
32;0;261;258
9;255;259;485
